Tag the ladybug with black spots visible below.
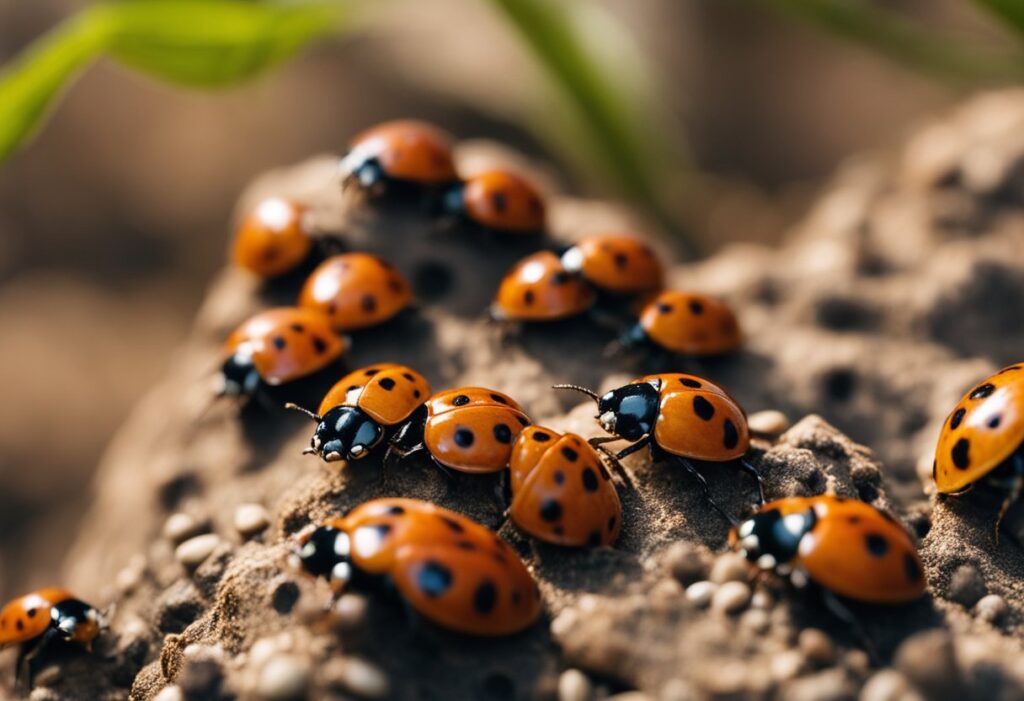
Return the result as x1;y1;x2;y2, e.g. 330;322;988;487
508;426;622;547
934;363;1024;536
445;169;546;235
292;498;543;636
298;253;413;332
619;290;742;358
340;120;458;200
0;589;102;683
491;251;596;323
288;363;431;463
555;373;763;523
560;233;664;297
231;197;314;279
218;307;346;400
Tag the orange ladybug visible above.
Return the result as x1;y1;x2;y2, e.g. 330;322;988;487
298;254;413;332
219;307;346;398
509;426;622;547
555;373;762;522
293;498;543;636
1;589;101;682
289;363;431;463
231;197;314;279
730;496;926;604
448;169;546;234
560;234;663;296
491;251;597;322
340;120;458;195
622;291;742;357
934;363;1024;533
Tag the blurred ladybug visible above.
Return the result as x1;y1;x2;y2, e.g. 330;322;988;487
620;290;742;358
292;497;542;636
509;426;622;547
934;363;1024;535
289;363;431;463
231;197;314;279
491;251;596;322
555;373;763;523
298;253;413;332
560;234;663;297
218;307;346;399
1;589;101;682
446;169;546;235
340;120;458;198
730;496;926;605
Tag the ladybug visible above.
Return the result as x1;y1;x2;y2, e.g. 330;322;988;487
289;363;431;463
446;169;546;234
340;120;458;196
219;307;346;399
1;589;101;681
231;197;313;279
555;373;763;522
560;234;663;296
620;290;742;357
298;253;413;332
293;497;543;636
508;426;622;547
934;363;1024;533
730;496;926;604
491;251;597;322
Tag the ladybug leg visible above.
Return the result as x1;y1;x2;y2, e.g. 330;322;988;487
994;471;1023;545
588;436;622;448
677;457;737;527
594;447;635;491
737;458;767;505
614;436;651;461
821;590;881;665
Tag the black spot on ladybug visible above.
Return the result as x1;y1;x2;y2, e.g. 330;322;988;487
551;271;570;286
865;534;889;557
588;531;602;546
657;303;673;314
490;393;509;404
378;377;396;391
952;438;970;469
950;408;966;430
553;525;564;536
414;390;422;399
582;468;599;492
272;336;286;350
905;553;923;582
608;515;616;532
455;540;475;551
562;447;579;462
361;294;377;313
524;290;535;306
540;499;562;522
385;505;405;515
453;394;470;406
554;470;565;484
327;302;337;315
290;323;305;333
454;428;475;448
533;431;551;442
680;378;702;388
597;461;611;481
492;192;508;213
493;424;513;444
26;608;36;619
474;580;498;615
693;396;715;421
402;372;415;381
365;368;380;376
989;415;1002;428
688;299;704;314
418;561;453;598
16;620;24;632
492;551;508;565
388;277;405;293
516;415;530;427
511;591;522;605
723;419;739;450
440;516;464;533
970;383;996;400
613;252;628;269
312;336;328;354
847;516;861;524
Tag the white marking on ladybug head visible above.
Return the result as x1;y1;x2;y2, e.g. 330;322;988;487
756;554;777;570
599;411;617;433
349;445;367;459
324;451;342;463
560;247;584;273
334;532;351;558
331;562;352;584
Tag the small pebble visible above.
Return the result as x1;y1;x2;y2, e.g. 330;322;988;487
234;503;270;537
550;609;579;638
844;649;871;676
335;593;370;631
750;590;774;610
709;553;750;584
176;534;222;569
659;678;696;701
326;657;390;699
798;628;837;666
164;513;203;544
258;654;310;701
153;686;184;701
860;669;924;701
685;581;716;607
250;637;279;668
771;650;805;682
740;608;770;634
606;693;653;701
711;581;751;615
947;564;986;608
975;593;1008;624
747;410;790;437
664;542;707;585
558;668;593;701
894;629;964;701
115;554;146;594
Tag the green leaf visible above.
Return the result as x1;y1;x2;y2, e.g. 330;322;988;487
973;0;1024;35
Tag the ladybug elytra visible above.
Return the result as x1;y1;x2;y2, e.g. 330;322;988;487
298;253;413;332
340;120;458;196
447;169;546;235
231;197;313;279
621;290;742;357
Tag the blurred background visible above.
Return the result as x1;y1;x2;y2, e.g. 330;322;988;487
0;0;1019;600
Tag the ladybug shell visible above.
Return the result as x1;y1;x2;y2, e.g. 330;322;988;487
462;169;546;233
639;291;741;356
640;373;750;461
0;588;74;645
736;496;926;604
317;363;431;425
934;364;1024;493
561;234;663;294
338;498;542;636
299;254;412;332
345;120;457;184
224;307;346;385
231;197;312;278
424;388;531;473
492;251;596;321
509;427;621;547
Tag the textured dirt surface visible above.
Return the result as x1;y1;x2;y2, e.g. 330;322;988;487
6;91;1024;700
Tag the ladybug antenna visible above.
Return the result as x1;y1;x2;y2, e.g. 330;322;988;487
552;384;601;403
284;402;322;423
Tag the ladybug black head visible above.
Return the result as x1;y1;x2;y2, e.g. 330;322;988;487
305;405;385;463
51;599;102;647
732;506;816;571
293;525;353;585
219;346;261;397
596;381;660;441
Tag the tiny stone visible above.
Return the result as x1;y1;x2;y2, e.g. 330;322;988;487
325;658;390;699
894;629;964;701
164;513;203;544
29;690;59;701
685;581;716;607
664;542;708;585
250;637;279;668
550;609;579;638
32;666;62;688
258;654;310;701
975;594;1008;624
709;553;750;584
335;593;370;631
750;590;774;610
860;669;924;701
798;628;837;666
947;564;986;608
234;503;270;537
558;668;593;701
153;686;184;701
844;650;871;676
711;581;751;615
771;650;805;682
747;410;790;437
606;693;654;701
175;534;222;570
115;555;146;594
740;608;770;634
659;678;696;701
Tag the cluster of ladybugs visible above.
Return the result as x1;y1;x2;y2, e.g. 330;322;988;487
5;122;1024;680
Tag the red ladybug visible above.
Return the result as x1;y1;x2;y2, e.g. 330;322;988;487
621;290;742;357
509;426;622;547
730;496;926;604
298;254;413;332
560;234;663;296
555;373;762;522
231;197;313;279
340;120;458;196
491;251;597;322
293;498;543;636
219;307;346;399
0;589;101;682
447;169;546;234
